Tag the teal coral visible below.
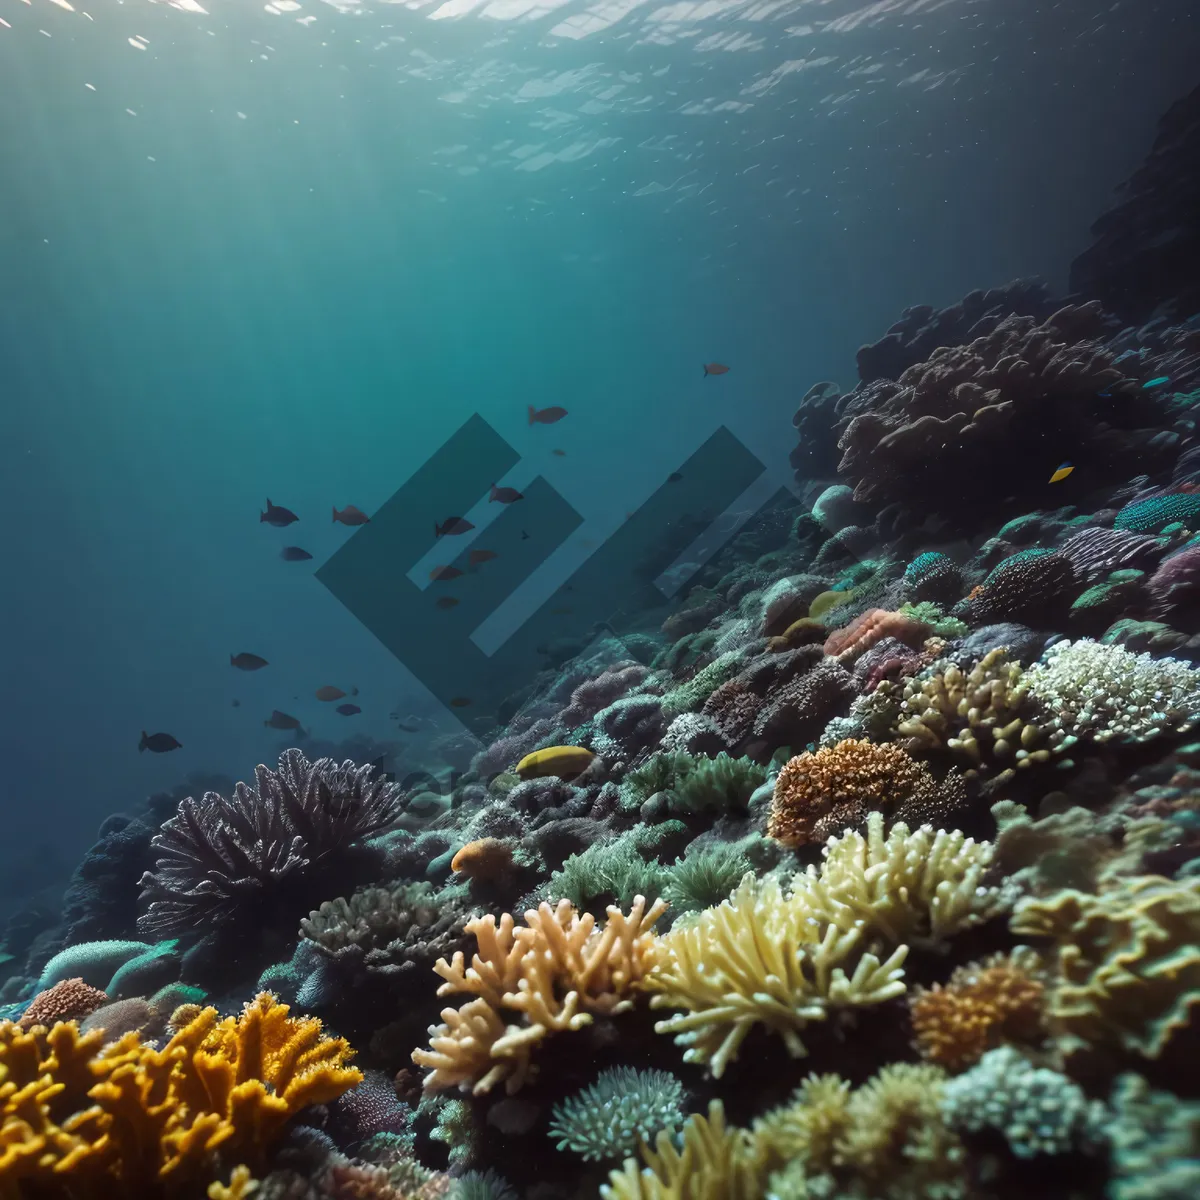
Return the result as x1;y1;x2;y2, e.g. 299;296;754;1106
663;840;756;914
547;836;670;914
1106;1073;1200;1200
548;1066;686;1161
1115;493;1200;533
940;1046;1104;1158
660;652;744;718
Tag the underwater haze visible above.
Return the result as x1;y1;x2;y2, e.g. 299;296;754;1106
2;0;1200;1195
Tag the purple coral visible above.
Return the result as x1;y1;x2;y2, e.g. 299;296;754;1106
1149;546;1200;616
138;748;403;940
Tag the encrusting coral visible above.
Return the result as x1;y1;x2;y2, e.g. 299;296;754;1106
0;992;360;1198
412;896;665;1095
1010;874;1200;1058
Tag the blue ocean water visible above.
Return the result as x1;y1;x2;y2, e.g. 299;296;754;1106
3;0;1194;878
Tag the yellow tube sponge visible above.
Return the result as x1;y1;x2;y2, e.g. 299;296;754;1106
645;873;908;1078
792;811;1004;945
1010;874;1200;1057
413;896;666;1095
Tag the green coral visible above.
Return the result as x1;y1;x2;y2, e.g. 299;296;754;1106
547;834;669;915
897;601;969;639
660;651;745;717
664;840;756;915
620;751;768;816
548;1067;686;1162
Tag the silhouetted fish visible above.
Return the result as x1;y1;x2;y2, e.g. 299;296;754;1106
450;697;472;708
436;596;460;609
667;472;683;483
703;363;729;376
430;565;464;581
139;731;181;753
230;652;269;671
336;703;362;716
520;530;530;540
469;549;497;565
490;484;524;504
261;498;299;526
333;505;370;526
435;517;475;537
315;685;347;701
552;448;566;456
280;546;313;561
528;405;568;425
265;710;304;732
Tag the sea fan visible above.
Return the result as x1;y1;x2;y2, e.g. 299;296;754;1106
138;749;404;940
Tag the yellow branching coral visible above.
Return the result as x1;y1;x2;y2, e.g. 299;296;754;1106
645;873;908;1078
601;1101;767;1200
413;896;665;1095
1010;874;1200;1057
0;993;360;1199
793;811;1004;945
909;952;1045;1071
208;1165;258;1200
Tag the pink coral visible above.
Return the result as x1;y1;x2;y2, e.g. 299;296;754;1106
823;608;931;664
1149;546;1200;616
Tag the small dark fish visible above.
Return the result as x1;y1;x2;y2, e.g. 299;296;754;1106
333;504;370;526
469;549;497;566
265;709;304;732
430;565;464;581
435;517;475;537
450;696;472;708
703;363;729;376
261;498;299;527
528;405;568;425
315;685;347;701
139;730;181;754
490;484;524;504
667;472;683;483
230;652;269;671
520;530;530;541
336;703;362;716
231;699;240;707
436;596;460;609
350;686;359;696
281;546;313;561
552;448;566;457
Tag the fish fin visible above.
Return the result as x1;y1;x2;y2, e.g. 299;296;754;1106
703;364;708;376
332;507;338;523
139;731;147;752
260;510;266;522
528;405;537;425
434;522;440;537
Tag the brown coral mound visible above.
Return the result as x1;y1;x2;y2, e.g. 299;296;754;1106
834;304;1173;526
768;739;952;847
17;978;108;1031
909;954;1045;1071
823;608;932;665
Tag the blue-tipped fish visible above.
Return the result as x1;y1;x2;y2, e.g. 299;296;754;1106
1049;462;1075;484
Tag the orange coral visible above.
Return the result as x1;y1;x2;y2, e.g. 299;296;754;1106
451;838;514;882
0;992;361;1198
768;739;945;847
823;609;931;664
413;896;665;1095
908;956;1044;1071
17;977;108;1030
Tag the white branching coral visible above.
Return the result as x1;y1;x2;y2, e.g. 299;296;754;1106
792;811;1005;945
1022;638;1200;745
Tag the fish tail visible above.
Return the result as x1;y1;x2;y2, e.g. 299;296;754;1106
702;364;708;376
434;521;441;537
332;507;338;523
139;731;147;752
230;654;235;666
489;484;497;501
528;405;537;425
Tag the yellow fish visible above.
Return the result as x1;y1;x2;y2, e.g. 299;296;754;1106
515;745;596;781
1049;463;1075;483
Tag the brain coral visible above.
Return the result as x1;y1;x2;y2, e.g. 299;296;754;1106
834;304;1171;524
1010;874;1200;1057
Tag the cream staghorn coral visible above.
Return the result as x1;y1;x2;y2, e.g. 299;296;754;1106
412;896;665;1095
645;872;908;1078
1010;874;1200;1058
646;814;1002;1077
